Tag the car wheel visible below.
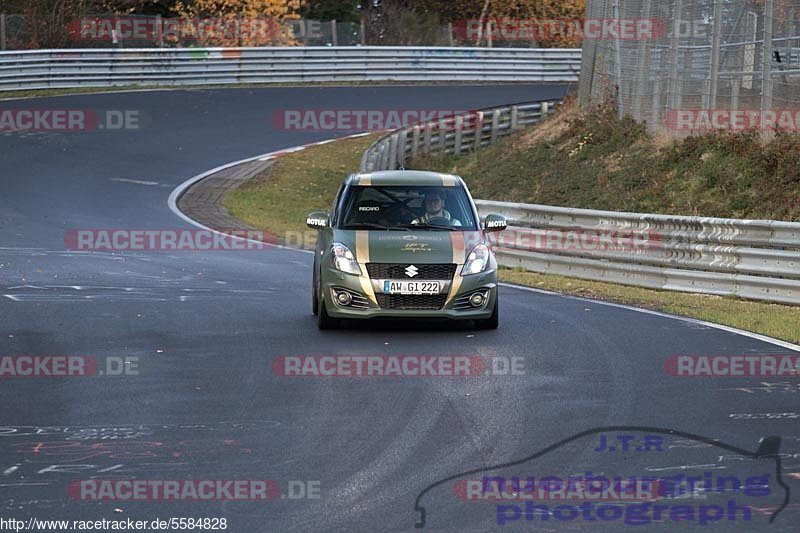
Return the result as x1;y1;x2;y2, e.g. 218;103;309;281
311;268;319;316
476;297;499;330
317;300;338;330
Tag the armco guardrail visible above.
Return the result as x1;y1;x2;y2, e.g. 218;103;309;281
360;100;800;305
360;100;558;172
476;201;800;305
0;46;580;92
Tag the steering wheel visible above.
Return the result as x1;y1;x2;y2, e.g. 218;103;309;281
424;216;453;226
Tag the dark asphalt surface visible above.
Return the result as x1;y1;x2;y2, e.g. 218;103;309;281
0;84;798;532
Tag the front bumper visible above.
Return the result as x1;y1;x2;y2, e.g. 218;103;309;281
320;265;497;320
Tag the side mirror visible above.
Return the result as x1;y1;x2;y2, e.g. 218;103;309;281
306;212;329;230
483;214;507;232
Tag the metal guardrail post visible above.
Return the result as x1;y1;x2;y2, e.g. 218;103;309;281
437;128;446;154
411;126;420;159
510;105;518;129
423;127;432;154
473;111;483;150
490;109;500;142
388;134;399;170
453;116;463;155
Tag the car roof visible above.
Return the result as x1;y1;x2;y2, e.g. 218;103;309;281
346;170;464;188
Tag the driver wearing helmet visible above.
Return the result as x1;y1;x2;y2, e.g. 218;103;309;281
411;190;461;226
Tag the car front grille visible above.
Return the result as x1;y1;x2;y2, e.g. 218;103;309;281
375;294;448;310
366;263;456;280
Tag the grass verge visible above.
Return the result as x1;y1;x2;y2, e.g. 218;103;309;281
222;130;800;345
411;97;800;221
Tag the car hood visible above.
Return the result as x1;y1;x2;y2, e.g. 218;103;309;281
331;230;485;265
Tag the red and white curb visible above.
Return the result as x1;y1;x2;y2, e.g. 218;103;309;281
167;132;373;252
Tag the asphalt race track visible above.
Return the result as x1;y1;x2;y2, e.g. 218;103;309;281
1;84;799;531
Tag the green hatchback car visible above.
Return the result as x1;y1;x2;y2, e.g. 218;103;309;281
307;170;507;329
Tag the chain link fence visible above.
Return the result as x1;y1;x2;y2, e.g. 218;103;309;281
579;0;800;135
0;16;364;49
0;14;599;50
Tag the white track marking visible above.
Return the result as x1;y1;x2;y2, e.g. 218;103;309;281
501;282;800;353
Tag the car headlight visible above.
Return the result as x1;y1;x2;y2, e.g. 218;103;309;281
461;244;491;275
330;242;361;275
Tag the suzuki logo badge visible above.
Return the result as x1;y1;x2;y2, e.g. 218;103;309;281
405;265;419;278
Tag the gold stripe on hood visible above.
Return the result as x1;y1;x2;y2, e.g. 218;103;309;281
445;232;467;306
355;230;377;304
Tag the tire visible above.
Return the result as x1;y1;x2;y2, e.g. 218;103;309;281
475;297;499;330
311;268;319;316
317;300;338;330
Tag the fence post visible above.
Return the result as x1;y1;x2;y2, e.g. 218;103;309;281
1;14;6;51
448;22;453;46
633;0;652;121
708;0;722;109
331;20;337;46
360;19;366;45
612;0;624;119
731;77;740;110
651;76;661;131
701;79;710;108
667;0;684;110
155;15;163;47
761;0;774;135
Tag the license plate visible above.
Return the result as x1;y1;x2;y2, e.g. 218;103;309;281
382;280;441;295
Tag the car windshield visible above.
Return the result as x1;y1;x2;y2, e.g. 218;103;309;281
338;185;478;230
